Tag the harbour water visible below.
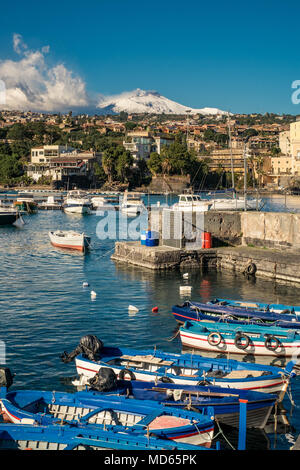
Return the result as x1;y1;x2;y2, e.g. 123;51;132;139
1;194;300;450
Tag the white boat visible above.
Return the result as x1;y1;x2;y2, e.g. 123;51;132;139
171;194;212;212
49;231;91;252
120;192;146;216
91;195;118;211
207;191;263;211
63;190;91;214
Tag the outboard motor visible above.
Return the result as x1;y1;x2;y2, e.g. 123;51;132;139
60;335;103;363
88;367;118;392
0;367;14;389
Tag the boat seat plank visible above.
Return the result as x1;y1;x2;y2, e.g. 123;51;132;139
120;354;173;366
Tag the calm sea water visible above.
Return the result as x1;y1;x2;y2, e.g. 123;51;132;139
1;194;300;450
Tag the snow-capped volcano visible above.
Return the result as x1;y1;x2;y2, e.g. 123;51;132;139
97;89;227;115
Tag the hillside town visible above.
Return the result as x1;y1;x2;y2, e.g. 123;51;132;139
0;109;299;192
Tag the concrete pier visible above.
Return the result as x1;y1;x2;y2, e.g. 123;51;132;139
111;210;300;285
111;242;300;285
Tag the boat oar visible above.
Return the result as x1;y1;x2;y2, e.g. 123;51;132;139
145;387;240;398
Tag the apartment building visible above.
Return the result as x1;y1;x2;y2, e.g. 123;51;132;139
123;130;174;162
27;145;101;186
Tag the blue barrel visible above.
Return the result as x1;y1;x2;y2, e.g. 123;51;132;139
146;238;159;247
141;230;146;246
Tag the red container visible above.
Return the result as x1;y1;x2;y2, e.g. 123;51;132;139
201;232;212;249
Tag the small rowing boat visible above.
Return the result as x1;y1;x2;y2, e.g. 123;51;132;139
48;231;91;252
172;300;300;329
209;298;300;315
59;335;296;396
0;389;215;447
179;320;300;357
0;423;202;451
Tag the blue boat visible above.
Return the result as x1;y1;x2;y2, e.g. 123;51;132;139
0;389;215;447
60;335;296;396
172;300;300;329
0;423;204;451
179;320;300;357
209;298;300;315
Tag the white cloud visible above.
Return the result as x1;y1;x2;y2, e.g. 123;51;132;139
0;34;90;112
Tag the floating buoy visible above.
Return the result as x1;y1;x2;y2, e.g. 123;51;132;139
91;290;97;299
152;306;159;313
128;305;139;312
183;273;189;279
83;282;89;288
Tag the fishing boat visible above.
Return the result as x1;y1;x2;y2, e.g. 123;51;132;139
209;297;300;315
0;390;215;447
48;231;91;252
172;300;300;329
171;194;212;212
179;320;300;357
13;194;38;213
120;191;146;216
79;370;276;429
0;207;24;227
0;423;202;451
63;190;92;214
60;336;296;395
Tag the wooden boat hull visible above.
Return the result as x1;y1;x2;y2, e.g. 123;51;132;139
179;321;300;358
0;391;214;447
172;301;300;329
72;345;295;396
0;423;202;451
49;231;90;252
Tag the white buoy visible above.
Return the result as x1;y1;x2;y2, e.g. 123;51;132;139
83;282;89;288
91;290;97;299
128;305;139;313
183;273;189;279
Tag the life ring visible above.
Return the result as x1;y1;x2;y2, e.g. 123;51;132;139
246;263;257;275
118;369;136;381
264;335;281;352
234;332;250;350
159;376;174;384
207;332;222;347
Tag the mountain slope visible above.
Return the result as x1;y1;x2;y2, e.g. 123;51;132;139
97;89;227;115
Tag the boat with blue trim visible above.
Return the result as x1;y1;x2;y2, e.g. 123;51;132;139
0;389;215;447
172;300;300;329
0;423;203;451
60;335;296;396
179;320;300;357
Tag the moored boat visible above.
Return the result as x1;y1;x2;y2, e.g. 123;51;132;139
0;207;24;226
59;335;296;396
48;231;90;252
179;320;300;357
0;423;203;451
171;194;212;212
120;191;146;216
209;297;300;315
0;390;215;447
83;368;276;429
172;300;300;329
63;190;92;214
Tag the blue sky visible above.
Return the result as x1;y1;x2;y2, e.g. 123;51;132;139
1;0;300;114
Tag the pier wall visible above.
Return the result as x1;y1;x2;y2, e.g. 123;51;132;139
150;209;300;250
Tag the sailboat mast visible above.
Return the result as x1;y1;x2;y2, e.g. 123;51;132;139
227;112;235;189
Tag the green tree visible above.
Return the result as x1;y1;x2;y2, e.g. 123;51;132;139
147;152;163;175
